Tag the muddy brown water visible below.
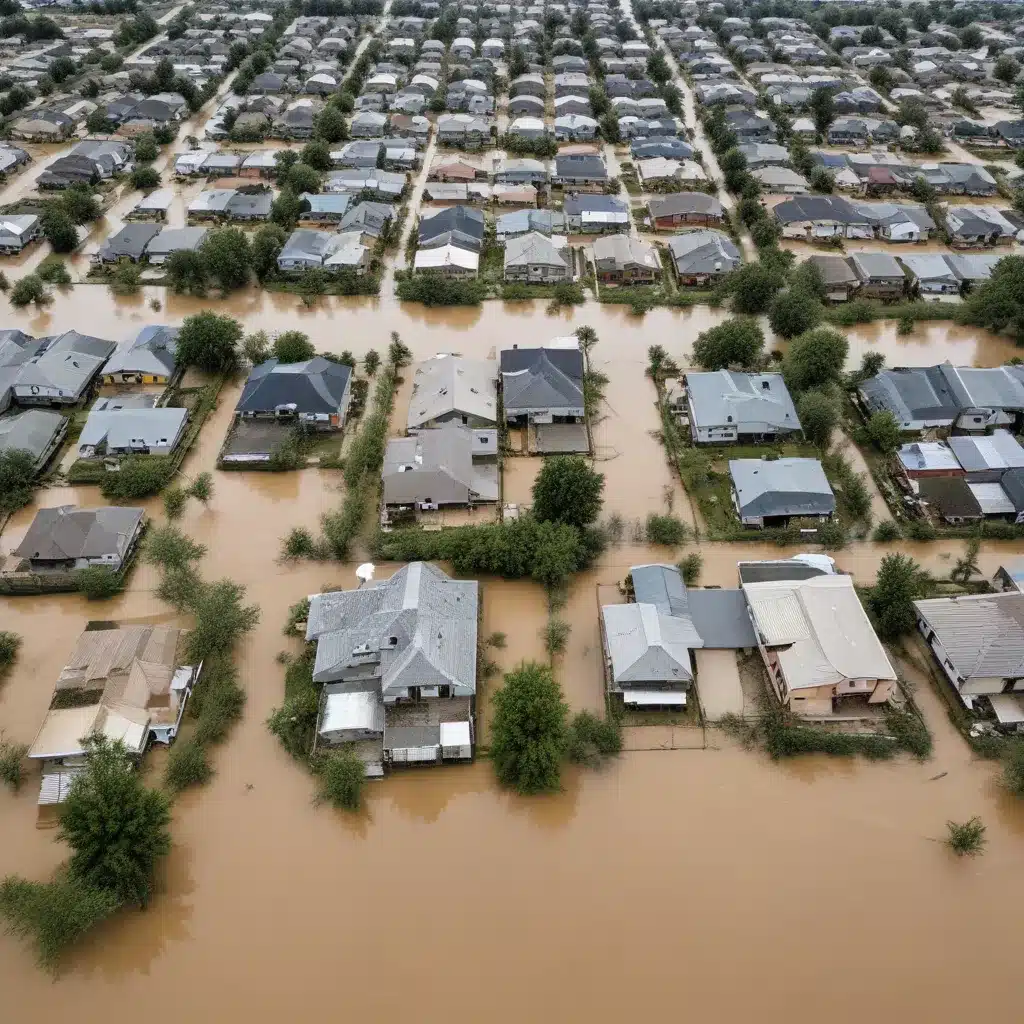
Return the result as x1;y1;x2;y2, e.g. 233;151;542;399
5;184;1024;1017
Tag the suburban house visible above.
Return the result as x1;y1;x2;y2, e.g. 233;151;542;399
686;371;801;444
418;205;485;251
647;192;723;230
805;254;860;301
381;423;498;519
500;345;585;427
306;562;478;774
413;244;479;277
27;625;202;805
563;195;629;234
896;441;964;482
14;505;146;573
552;153;608;189
917;476;985;524
277;229;369;274
947;431;1024;482
666;230;741;285
144;227;208;266
503;232;571;283
407;355;496;432
743;574;898;716
0;214;41;254
946;206;1018;248
77;395;188;460
899;254;961;296
96;223;162;264
601;563;704;710
235;357;353;430
3;331;116;410
101;326;179;387
915;593;1024;719
729;458;835;528
0;408;67;474
591;235;660;285
848;251;907;299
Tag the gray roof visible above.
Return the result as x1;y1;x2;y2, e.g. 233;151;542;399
382;424;498;506
773;194;863;225
950;366;1024;412
666;230;740;274
914;592;1024;680
0;408;64;462
383;724;440;750
686;370;800;432
737;558;834;584
948;430;1024;472
78;404;187;453
859;366;961;423
806;254;858;287
407;355;496;430
631;563;689;616
554;153;608;179
648;191;722;219
685;589;758;649
14;505;144;561
98;223;161;261
237;357;350;416
306;562;479;697
501;348;584;414
849;251;904;281
102;325;179;379
504;231;569;270
12;331;116;400
601;600;702;686
730;458;835;518
899;253;958;284
145;226;208;257
418;205;484;250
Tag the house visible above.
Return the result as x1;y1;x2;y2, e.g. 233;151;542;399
946;206;1018;248
601;563;704;710
77;396;188;459
126;188;173;222
554;114;599;142
413;242;479;278
917;475;984;523
563;195;629;234
382;423;498;514
773;195;870;241
591;235;660;284
915;593;1024;711
753;166;809;194
406;356;496;432
503;232;571;283
277;228;365;273
737;143;790;169
8;331;116;409
858;366;961;432
235;357;352;430
552;153;608;188
500;345;585;426
686;372;801;445
666;230;741;285
95;223;161;263
899;254;961;296
14;505;145;572
948;430;1024;483
495;209;567;242
730;458;835;528
298;193;350;226
418;205;484;251
339;201;395;241
102;326;179;386
306;562;478;772
744;574;898;716
805;254;860;302
0;408;67;474
9;109;73;142
848;252;906;300
27;625;201;783
647;192;723;230
0;214;41;254
144;227;208;266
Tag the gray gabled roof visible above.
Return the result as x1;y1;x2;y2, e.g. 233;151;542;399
504;231;569;270
14;505;144;561
601;602;702;686
685;589;758;649
631;563;689;616
686;370;800;432
79;404;187;452
12;331;116;399
501;348;583;413
236;356;351;416
382;425;498;506
730;458;835;518
859;366;961;423
98;223;161;261
306;562;478;697
0;408;64;461
102;325;179;378
914;592;1024;680
666;229;741;274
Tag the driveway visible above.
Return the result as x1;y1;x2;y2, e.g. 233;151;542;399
694;648;744;721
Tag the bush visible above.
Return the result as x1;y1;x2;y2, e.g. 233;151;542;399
566;710;622;766
897;315;914;335
191;666;245;746
872;520;902;542
163;739;212;792
798;390;837;448
37;259;71;285
0;630;22;672
395;271;486;306
282;526;315;558
9;274;49;307
868;553;930;640
532;456;604;531
146;525;206;571
678;552;702;585
130;166;160;190
946;817;986;856
1003;741;1024;797
0;739;28;791
865;410;901;455
187;472;213;504
100;457;171;500
313;749;365;811
645;513;688;545
543;618;571;657
692;317;764;370
74;565;123;600
109;262;141;295
267;655;318;759
163;486;187;520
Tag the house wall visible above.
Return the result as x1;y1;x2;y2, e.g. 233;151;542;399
103;370;169;386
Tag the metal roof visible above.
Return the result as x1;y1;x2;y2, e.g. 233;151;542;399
15;505;144;561
320;688;385;736
949;430;1024;473
407;355;496;430
729;458;835;519
898;441;961;474
236;356;351;416
915;592;1024;680
686;370;799;432
685;589;757;649
601;603;701;686
0;408;64;461
631;563;688;617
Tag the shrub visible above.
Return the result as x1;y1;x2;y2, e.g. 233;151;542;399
163;486;188;520
109;262;141;295
163;738;212;792
0;631;22;672
645;513;688;546
543;618;571;657
897;315;914;335
9;274;49;307
146;525;206;571
1003;741;1024;797
37;259;71;285
566;710;622;766
282;526;315;558
486;631;507;649
797;390;837;448
0;739;28;791
313;749;365;811
872;520;902;542
946;817;986;856
74;566;123;600
678;552;703;585
100;457;171;500
267;688;319;760
187;472;213;504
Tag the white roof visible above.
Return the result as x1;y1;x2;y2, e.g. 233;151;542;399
414;245;479;271
320;689;385;735
439;721;472;746
742;575;896;691
407;355;496;430
623;690;686;706
969;482;1015;515
990;693;1024;725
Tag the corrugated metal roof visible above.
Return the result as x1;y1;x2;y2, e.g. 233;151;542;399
915;592;1024;679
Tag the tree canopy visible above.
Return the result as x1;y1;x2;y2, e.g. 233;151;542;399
768;287;822;339
960;254;1024;341
490;662;569;795
531;455;604;531
782;326;848;393
199;228;251;291
864;410;901;455
0;447;36;514
797;390;837;448
728;262;783;315
868;553;930;640
175;311;243;373
692;316;764;370
273;330;315;363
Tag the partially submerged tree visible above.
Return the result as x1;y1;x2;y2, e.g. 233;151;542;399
273;330;315;363
692;317;764;370
782;326;848;393
798;390;838;448
868;553;930;640
531;456;604;532
950;537;981;585
175;311;243;373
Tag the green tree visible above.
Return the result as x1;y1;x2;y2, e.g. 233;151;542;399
388;332;412;368
48;55;75;83
271;188;303;228
183;579;260;663
130;166;160;190
769;288;822;339
750;218;781;249
199;228;251;291
99;457;170;500
249;224;286;281
950;537;981;584
133;133;158;162
41;208;77;252
782;326;848;393
729;262;782;314
9;274;48;308
86;108;113;135
313;750;365;811
242;330;270;365
285;161;321;195
175;311;243;373
809;87;836;134
868;553;930;640
145;524;206;570
531;455;604;531
59;737;171;907
165;248;208;295
0;629;21;673
995;55;1020;84
809;166;834;193
314;105;348;143
364;349;380;376
692;317;764;370
273;331;315;363
300;139;332;171
960;255;1024;341
61;185;100;224
74;565;122;600
865;410;901;454
868;65;894;92
798;390;838;448
490;662;568;795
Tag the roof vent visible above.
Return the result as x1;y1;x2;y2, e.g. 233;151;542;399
761;380;770;390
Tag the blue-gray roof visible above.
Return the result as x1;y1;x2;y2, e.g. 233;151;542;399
237;356;351;416
730;458;835;519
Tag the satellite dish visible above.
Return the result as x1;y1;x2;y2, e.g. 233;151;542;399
356;563;375;584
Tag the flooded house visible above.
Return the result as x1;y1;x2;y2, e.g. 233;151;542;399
743;573;898;717
684;370;801;444
0;408;67;474
500;343;587;452
666;230;741;286
729;458;835;528
12;505;145;573
0;330;116;411
101;326;179;387
406;355;497;432
76;395;188;460
306;562;478;775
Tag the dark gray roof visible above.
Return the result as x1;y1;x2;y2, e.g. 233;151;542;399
236;357;352;416
859;367;961;423
500;347;584;413
631;563;689;617
418;206;484;249
1001;468;1024;512
773;194;862;225
554;153;608;179
0;408;64;462
666;230;741;274
14;505;144;561
737;559;834;584
648;191;722;219
730;458;835;519
918;476;982;519
563;194;627;216
685;589;757;649
383;724;440;749
102;325;178;379
500;346;582;379
98;223;161;260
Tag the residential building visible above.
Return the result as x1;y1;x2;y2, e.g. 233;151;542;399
418;205;484;251
849;251;906;299
563;194;629;234
686;371;801;444
77;396;187;459
101;326;179;387
500;345;585;426
729;458;835;527
0;214;41;254
744;574;898;716
666;230;741;285
591;235;660;284
407;355;497;432
0;408;67;473
14;505;145;572
805;254;860;301
95;223;161;263
144;226;208;266
235;357;352;430
5;331;115;410
647;192;723;230
552;153;608;188
947;430;1024;483
503;232;571;283
413;244;479;277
